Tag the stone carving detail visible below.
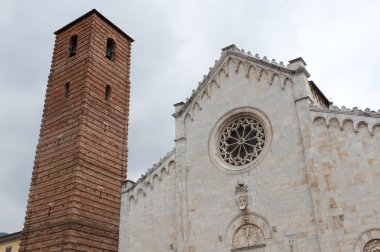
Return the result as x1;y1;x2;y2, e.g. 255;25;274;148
311;108;380;136
364;239;380;252
219;116;265;166
232;223;265;248
235;181;248;210
174;47;295;122
125;149;176;204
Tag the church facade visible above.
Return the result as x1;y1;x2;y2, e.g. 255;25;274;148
16;9;380;252
119;45;380;252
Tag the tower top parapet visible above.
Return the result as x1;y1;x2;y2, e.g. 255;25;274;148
54;9;134;42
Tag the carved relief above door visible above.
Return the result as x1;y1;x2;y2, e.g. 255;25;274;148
226;213;272;252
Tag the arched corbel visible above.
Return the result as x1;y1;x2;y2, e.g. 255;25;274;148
128;195;136;203
160;167;169;176
326;116;331;128
212;76;221;88
369;124;375;136
185;112;194;121
281;77;293;90
267;70;274;85
145;181;153;190
192;101;202;115
152;174;161;185
235;60;243;73
137;188;146;198
337;118;344;130
353;121;361;133
256;67;264;81
246;64;256;78
371;123;380;137
312;116;327;125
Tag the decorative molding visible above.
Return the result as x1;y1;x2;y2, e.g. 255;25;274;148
310;103;380;117
310;104;380;136
173;46;295;122
225;212;272;251
124;149;176;204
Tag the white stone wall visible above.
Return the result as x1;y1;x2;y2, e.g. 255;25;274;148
118;48;380;252
174;57;319;252
119;153;177;252
310;113;380;252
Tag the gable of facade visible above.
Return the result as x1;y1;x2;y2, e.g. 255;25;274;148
119;45;380;252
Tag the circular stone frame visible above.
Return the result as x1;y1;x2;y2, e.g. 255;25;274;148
209;107;272;173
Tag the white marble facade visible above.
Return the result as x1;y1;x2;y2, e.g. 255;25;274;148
119;45;380;252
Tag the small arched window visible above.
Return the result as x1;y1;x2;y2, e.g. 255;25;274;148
69;35;78;57
64;82;70;98
106;38;116;60
105;84;112;100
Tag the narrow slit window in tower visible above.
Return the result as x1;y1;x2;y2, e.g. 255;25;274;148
106;38;116;60
64;82;70;98
105;84;112;100
69;35;78;57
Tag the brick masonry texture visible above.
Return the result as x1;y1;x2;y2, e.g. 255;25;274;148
19;10;132;252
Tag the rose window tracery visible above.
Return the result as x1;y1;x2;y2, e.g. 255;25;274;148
219;117;265;166
364;239;380;252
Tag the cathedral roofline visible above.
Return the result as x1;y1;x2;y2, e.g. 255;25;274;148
172;45;316;118
124;148;175;192
310;104;380;118
310;104;380;136
54;9;134;42
309;80;330;107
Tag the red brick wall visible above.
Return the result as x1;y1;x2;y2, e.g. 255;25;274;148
19;11;132;252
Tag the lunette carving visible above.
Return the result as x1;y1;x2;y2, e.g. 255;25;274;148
232;223;265;249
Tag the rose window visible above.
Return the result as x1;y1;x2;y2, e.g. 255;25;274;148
219;117;265;166
364;239;380;252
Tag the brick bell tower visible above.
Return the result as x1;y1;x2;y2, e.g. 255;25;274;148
19;10;133;251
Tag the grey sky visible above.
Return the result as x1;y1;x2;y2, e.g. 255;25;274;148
0;0;379;233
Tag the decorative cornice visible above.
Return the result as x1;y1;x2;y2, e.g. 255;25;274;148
310;104;380;136
173;45;297;121
310;104;380;117
123;148;175;195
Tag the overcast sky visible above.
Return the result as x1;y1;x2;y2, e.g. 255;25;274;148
1;0;379;233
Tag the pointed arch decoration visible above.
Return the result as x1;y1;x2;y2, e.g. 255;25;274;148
311;110;379;136
175;53;294;123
